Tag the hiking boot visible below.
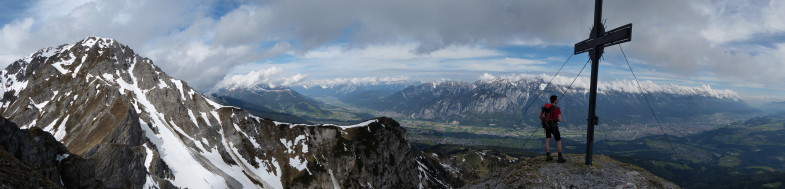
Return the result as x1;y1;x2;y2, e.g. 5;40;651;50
557;154;567;163
546;153;553;161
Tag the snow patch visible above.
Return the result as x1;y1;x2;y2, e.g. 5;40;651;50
44;115;69;141
171;79;185;100
338;119;378;129
142;143;154;170
72;62;84;78
51;63;69;74
1;71;29;97
233;123;261;148
81;37;98;47
51;52;77;75
200;112;212;127
187;89;196;99
205;98;225;109
157;79;169;88
39;47;56;58
210;111;221;125
55;154;70;161
30;98;49;110
289;156;308;171
187;110;199;128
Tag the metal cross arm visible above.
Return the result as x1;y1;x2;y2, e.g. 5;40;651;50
574;23;632;55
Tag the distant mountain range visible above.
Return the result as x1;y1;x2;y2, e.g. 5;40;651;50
278;77;758;128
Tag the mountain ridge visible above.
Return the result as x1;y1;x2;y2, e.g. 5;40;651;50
0;36;453;188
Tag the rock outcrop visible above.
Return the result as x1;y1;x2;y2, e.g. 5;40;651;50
0;147;62;189
0;116;99;188
465;153;680;188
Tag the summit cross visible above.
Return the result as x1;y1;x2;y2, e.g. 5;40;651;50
573;0;632;166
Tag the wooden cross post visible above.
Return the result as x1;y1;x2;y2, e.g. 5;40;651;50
573;0;632;165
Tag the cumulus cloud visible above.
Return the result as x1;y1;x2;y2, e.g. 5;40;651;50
215;67;308;90
298;76;412;87
0;17;33;64
479;73;497;81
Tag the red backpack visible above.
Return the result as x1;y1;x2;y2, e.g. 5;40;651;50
540;104;559;121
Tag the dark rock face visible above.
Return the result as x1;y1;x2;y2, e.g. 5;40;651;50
83;143;147;188
0;119;67;183
0;147;61;189
0;116;99;188
0;37;456;188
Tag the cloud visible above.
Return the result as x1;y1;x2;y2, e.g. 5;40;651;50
699;0;785;44
0;0;783;94
283;73;308;86
0;0;288;89
479;73;496;81
0;0;204;73
302;43;502;60
215;66;308;90
0;17;33;64
296;76;413;88
279;43;557;82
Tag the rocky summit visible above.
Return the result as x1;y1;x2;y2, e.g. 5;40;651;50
465;154;679;189
0;37;454;188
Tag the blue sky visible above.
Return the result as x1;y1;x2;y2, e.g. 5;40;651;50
0;0;783;105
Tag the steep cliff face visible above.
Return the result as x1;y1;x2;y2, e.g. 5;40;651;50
0;37;453;188
0;147;62;189
0;116;98;188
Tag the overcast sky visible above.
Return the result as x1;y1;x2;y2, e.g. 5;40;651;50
1;0;783;104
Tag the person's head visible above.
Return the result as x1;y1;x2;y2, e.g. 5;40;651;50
550;95;558;104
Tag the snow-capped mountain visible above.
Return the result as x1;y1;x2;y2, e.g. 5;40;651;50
0;37;454;188
347;77;758;127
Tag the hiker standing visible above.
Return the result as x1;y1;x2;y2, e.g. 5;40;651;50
541;95;566;163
